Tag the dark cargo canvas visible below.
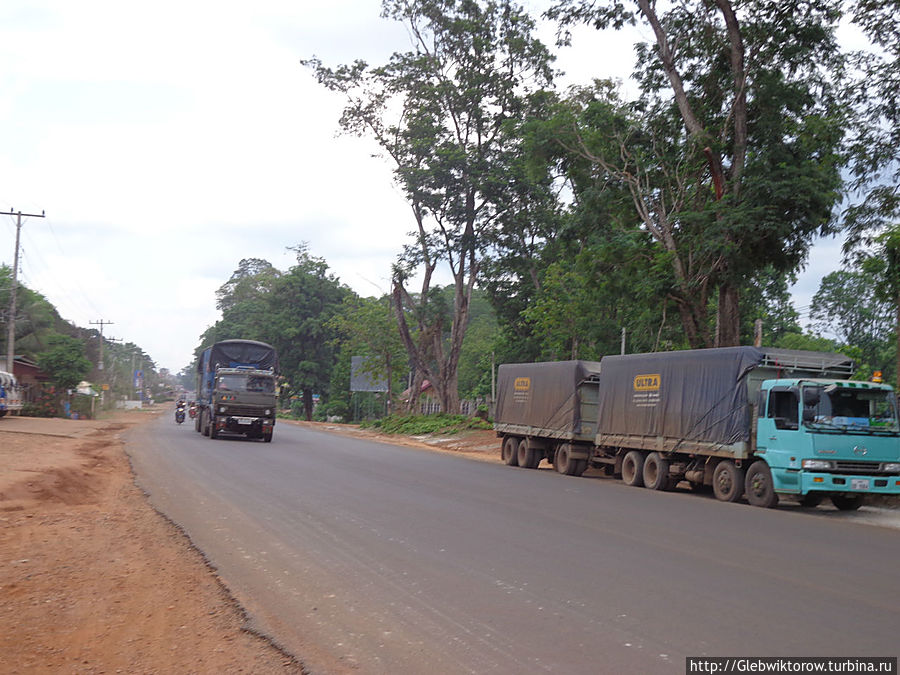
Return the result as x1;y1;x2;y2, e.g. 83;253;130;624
496;360;602;434
596;347;763;446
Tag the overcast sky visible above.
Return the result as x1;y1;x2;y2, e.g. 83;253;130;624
0;1;841;374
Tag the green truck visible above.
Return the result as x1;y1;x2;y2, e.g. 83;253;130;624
494;347;900;508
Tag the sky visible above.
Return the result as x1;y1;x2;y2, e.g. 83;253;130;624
0;1;843;374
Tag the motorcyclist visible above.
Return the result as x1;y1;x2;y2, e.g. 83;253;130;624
175;398;186;423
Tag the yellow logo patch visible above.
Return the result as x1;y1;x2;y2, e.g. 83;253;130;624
514;377;531;392
633;374;660;391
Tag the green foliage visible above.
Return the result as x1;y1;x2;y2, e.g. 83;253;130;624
361;413;491;435
36;334;92;391
544;1;845;346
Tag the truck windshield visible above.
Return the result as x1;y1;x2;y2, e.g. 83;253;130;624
217;374;275;393
804;385;899;434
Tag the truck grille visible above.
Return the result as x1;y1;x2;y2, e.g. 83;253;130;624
222;405;268;417
833;461;899;475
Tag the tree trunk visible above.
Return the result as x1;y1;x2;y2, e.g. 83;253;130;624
303;388;313;422
715;282;741;347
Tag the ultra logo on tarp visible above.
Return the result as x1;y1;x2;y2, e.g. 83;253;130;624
632;373;661;408
513;376;531;403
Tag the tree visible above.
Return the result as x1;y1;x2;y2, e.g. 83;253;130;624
842;0;900;249
266;245;350;420
547;0;845;347
304;0;554;412
36;334;92;392
810;269;893;380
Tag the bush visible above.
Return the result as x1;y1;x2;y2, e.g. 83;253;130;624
361;413;492;435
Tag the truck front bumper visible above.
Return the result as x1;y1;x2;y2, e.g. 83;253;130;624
771;467;900;496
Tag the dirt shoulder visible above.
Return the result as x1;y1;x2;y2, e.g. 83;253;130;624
0;408;302;674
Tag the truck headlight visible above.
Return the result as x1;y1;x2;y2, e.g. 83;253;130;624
802;459;834;471
883;462;900;472
265;409;271;416
219;406;226;414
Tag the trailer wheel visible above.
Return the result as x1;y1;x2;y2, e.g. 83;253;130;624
831;494;864;511
621;451;645;488
798;493;823;508
744;461;779;508
643;452;671;491
501;436;519;466
712;460;744;502
554;445;581;476
517;439;538;469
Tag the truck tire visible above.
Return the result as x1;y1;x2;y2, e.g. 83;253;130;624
517;439;538;469
798;493;824;508
744;460;779;508
643;452;670;491
712;460;744;502
209;417;219;439
501;436;519;466
621;451;645;488
202;410;210;437
831;494;864;511
555;445;581;476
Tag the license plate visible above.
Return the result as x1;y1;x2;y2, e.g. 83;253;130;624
851;478;870;490
236;417;254;425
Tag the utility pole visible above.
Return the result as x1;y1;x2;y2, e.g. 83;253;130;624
89;319;114;370
1;208;45;373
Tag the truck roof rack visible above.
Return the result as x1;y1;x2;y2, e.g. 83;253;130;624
759;348;855;377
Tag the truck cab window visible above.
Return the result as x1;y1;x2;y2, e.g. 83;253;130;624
768;390;799;429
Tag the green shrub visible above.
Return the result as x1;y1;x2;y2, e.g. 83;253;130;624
361;413;492;435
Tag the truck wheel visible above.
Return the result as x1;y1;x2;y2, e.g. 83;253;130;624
502;436;519;466
712;460;744;502
209;417;219;439
517;439;537;469
621;451;645;488
744;460;779;508
831;494;864;511
554;445;580;476
643;452;670;491
263;433;272;443
799;493;823;508
202;410;210;437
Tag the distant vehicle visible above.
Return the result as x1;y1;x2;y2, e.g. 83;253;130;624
195;340;278;442
494;347;900;509
0;370;23;418
175;402;186;425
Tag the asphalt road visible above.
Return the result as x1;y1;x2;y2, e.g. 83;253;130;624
126;415;900;674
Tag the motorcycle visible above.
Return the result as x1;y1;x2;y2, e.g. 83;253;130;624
175;405;186;425
188;403;197;419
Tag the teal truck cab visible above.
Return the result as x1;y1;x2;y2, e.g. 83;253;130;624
756;378;900;509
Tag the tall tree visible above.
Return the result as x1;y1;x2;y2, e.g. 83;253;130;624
547;0;845;347
266;245;350;420
304;0;554;412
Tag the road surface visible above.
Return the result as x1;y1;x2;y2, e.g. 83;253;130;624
126;416;900;674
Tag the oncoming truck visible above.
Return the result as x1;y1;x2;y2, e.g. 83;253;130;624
495;347;900;509
195;339;278;442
